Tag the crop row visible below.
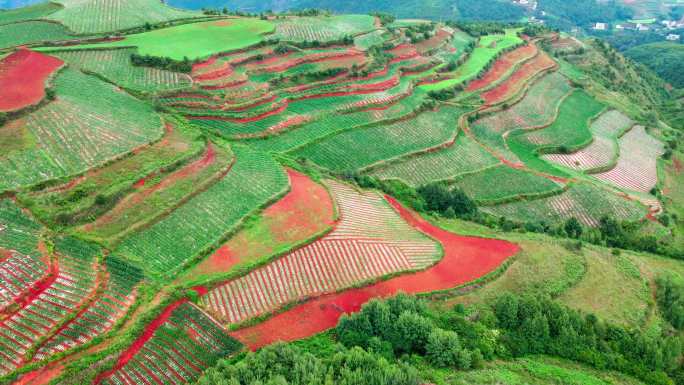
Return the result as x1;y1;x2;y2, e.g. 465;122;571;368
0;68;162;193
0;237;100;375
369;134;500;186
482;182;646;227
480;50;556;105
594;125;665;193
99;302;241;385
54;49;192;93
201;181;439;324
291;104;467;172
115;146;288;278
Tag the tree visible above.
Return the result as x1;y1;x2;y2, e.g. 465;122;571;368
564;217;583;238
426;329;461;367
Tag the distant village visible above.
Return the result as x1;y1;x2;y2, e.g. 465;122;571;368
511;0;683;42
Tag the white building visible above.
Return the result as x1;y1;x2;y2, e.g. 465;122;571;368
666;34;680;41
593;22;608;30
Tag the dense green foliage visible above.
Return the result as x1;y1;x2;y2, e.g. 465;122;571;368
625;43;684;88
656;274;684;330
493;293;680;385
416;182;478;218
537;0;633;30
197;343;421;385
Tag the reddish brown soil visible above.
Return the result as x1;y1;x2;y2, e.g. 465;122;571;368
0;49;63;112
231;196;519;349
13;363;64;385
191;169;335;276
673;156;682;175
467;44;537;92
480;51;556;105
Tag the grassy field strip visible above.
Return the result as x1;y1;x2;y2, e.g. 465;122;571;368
115;145;288;279
200;180;440;325
0;2;62;25
59;18;274;60
0;21;72;49
593;125;665;193
451;164;566;205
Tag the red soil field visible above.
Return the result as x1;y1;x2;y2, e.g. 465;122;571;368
0;49;63;112
231;196;519;349
190;169;335;276
467;44;537;92
13;364;63;385
480;51;556;105
415;29;452;53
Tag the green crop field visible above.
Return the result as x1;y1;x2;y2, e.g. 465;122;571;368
63;18;274;60
0;199;43;257
19;116;204;228
115;146;288;278
419;29;523;91
482;182;646;226
452;165;565;204
0;2;61;25
52;48;193;93
273;15;375;42
509;89;605;153
0;68;162;193
291;104;468;172
0;20;72;49
354;30;389;50
46;0;200;34
369;133;499;186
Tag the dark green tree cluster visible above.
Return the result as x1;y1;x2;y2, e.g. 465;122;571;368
336;294;485;369
656;274;684;330
196;343;420;385
130;53;193;73
271;68;346;86
447;21;509;36
493;293;681;385
538;0;633;30
416;182;477;219
453;0;525;22
372;12;395;26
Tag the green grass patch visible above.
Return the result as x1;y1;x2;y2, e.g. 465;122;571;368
452;165;564;204
0;2;62;25
62;18;274;60
0;20;72;49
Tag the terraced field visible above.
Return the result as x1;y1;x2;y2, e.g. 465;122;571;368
273;15;375;42
369;134;499;186
469;71;573;163
0;68;162;192
482;183;647;226
508;89;605;164
291;104;468;172
52;49;192;93
200;180;440;324
452;165;565;204
115;146;288;278
542;109;633;172
594;125;665;193
47;0;200;34
0;10;675;385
